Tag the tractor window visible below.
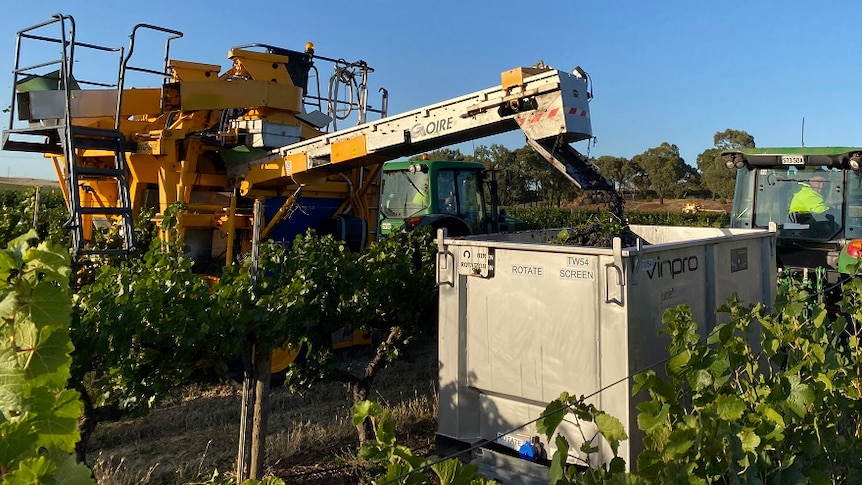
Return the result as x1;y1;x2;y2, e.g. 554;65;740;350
434;169;486;232
846;171;862;238
751;169;781;227
380;170;429;218
456;170;485;231
753;167;843;240
437;171;457;215
731;169;755;228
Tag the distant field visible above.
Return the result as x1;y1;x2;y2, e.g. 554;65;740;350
0;177;60;190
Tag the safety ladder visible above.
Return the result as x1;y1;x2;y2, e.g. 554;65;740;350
2;15;182;256
64;127;136;256
1;14;133;255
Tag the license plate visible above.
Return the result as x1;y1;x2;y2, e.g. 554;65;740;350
781;155;805;165
381;222;392;230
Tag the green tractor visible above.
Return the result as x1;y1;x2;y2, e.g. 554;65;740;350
378;158;524;238
723;146;862;299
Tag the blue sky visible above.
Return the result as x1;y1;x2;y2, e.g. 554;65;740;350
1;1;860;179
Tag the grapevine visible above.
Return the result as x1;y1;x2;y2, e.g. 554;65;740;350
0;230;93;483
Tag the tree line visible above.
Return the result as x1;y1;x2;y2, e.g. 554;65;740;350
425;128;755;206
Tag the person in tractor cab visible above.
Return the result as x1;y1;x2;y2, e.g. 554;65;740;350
412;187;430;208
788;175;830;223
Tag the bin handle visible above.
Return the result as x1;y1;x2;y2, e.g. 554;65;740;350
436;250;455;287
604;262;623;305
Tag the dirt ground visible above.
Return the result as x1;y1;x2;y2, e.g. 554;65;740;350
86;344;439;485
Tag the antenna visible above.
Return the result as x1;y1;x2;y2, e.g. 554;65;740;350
801;117;805;147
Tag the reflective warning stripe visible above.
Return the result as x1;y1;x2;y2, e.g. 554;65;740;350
517;107;588;126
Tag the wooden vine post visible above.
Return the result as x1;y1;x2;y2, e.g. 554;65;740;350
236;199;271;482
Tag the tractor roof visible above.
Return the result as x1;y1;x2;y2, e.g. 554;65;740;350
721;146;862;168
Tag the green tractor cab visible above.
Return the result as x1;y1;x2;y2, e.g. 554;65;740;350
378;158;524;238
724;146;862;287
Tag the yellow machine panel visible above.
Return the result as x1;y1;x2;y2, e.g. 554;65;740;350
163;80;303;112
167;60;221;82
331;135;368;163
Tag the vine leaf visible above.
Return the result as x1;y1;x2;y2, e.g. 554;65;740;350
537;395;569;441
25;327;73;389
714;395;745;421
0;420;38;465
549;434;569;485
0;236;93;483
815;373;833;392
785;376;814;418
23;243;71;283
47;449;97;485
737;428;760;454
664;431;695;458
0;346;24;416
636;400;669;433
690;369;712;391
20;279;72;332
666;349;691;377
0;251;17;281
30;387;83;451
0;291;17;323
5;230;37;265
430;459;483;485
351;399;383;426
430;459;459;484
595;412;628;455
376;412;398;449
12;316;37;358
2;456;55;485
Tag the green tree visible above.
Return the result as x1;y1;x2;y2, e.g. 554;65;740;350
470;144;518;206
409;148;466;161
593;155;644;199
470;144;512;171
467;143;515;206
633;142;688;204
592;155;628;191
472;143;589;206
630;169;651;200
714;128;755;151
697;128;755;200
473;143;582;206
680;163;703;197
513;145;577;206
493;145;533;205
